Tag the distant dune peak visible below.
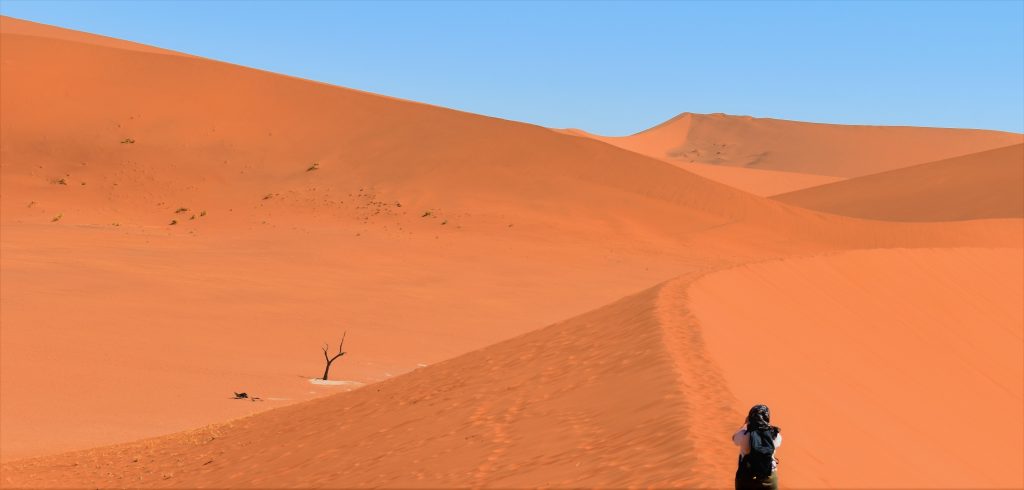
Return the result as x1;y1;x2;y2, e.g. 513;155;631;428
575;110;1022;180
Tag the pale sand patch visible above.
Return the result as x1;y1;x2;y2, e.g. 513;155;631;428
308;379;364;388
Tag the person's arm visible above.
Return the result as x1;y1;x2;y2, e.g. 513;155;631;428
732;424;748;446
774;432;783;448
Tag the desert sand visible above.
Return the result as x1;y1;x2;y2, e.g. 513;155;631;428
691;248;1024;488
774;143;1024;221
579;112;1021;178
558;127;848;196
1;15;1022;488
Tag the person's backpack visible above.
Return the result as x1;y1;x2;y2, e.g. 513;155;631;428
741;428;776;478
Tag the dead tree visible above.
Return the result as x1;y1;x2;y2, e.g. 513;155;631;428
321;331;347;380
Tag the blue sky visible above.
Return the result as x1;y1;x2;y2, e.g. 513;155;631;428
2;0;1022;134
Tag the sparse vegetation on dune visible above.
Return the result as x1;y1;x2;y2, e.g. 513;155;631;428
120;137;135;144
306;162;319;172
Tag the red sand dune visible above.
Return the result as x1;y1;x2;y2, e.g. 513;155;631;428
690;248;1024;488
559;127;847;196
1;15;1022;488
0;16;191;57
4;249;1020;488
574;112;1021;178
671;162;845;197
1;277;737;487
773;143;1024;221
0;14;761;462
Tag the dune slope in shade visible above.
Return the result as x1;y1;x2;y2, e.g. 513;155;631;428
0;279;741;488
672;162;845;197
772;143;1024;221
689;248;1024;488
588;112;1021;177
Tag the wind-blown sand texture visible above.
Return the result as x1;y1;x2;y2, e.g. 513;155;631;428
773;143;1024;221
1;15;1022;488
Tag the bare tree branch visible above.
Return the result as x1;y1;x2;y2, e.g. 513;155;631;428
320;331;348;380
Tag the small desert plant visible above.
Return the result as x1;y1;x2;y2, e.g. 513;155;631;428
112;222;120;227
441;220;447;225
199;210;207;217
263;193;274;200
120;138;135;144
189;215;196;220
306;162;319;172
54;178;67;186
169;219;178;225
51;213;63;222
421;211;432;218
175;207;189;213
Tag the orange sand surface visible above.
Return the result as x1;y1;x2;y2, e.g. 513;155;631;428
1;278;733;487
576;112;1020;178
690;248;1024;488
673;162;845;197
774;143;1024;221
560;127;848;196
0;16;191;57
0;225;704;462
1;15;1023;488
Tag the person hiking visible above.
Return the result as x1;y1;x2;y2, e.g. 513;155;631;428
732;404;782;489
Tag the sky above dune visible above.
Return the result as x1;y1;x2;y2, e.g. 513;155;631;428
2;0;1022;135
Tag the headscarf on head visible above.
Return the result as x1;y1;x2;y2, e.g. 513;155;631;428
746;404;780;438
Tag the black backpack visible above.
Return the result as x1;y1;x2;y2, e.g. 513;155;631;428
740;428;776;478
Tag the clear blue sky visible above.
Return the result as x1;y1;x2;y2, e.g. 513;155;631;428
2;0;1022;134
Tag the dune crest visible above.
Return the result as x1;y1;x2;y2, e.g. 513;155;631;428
1;276;739;487
7;248;1020;488
0;16;194;58
578;112;1021;178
